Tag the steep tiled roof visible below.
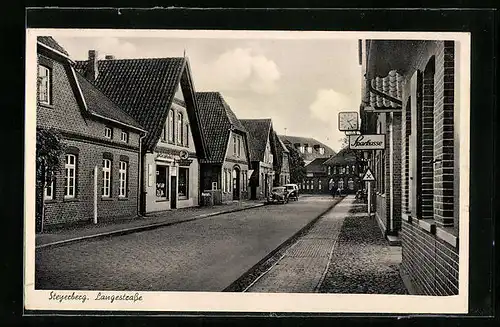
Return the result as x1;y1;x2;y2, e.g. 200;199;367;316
196;92;247;164
279;135;336;163
323;147;359;166
305;157;329;174
75;57;205;154
240;119;272;162
74;71;143;130
37;36;70;56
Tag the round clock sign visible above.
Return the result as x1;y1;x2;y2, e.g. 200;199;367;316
179;150;189;160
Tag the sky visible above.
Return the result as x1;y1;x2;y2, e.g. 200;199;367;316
56;35;362;152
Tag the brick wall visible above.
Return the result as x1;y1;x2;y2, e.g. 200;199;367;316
43;139;140;226
433;41;455;227
401;98;411;214
422;58;436;219
391;113;402;232
401;220;459;295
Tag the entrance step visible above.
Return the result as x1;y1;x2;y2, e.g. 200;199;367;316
386;235;401;246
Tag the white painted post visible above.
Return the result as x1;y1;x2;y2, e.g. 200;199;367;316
367;181;371;216
93;165;98;224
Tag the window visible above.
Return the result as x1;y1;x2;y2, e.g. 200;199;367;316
184;122;189;147
227;169;231;193
44;179;54;200
177;112;183;145
333;166;337;175
299;146;305;153
269;154;273;164
119;161;127;197
178;168;189;199
242;171;247;191
338;179;344;190
64;154;76;198
307;146;312;154
161;123;167;141
168;110;174;143
102;159;112;197
348;178;354;190
352;165;356;174
237;137;241;157
104;127;112;139
328;166;331;175
318;180;322;190
346;166;350;174
121;131;129;143
156;165;169;199
311;180;315;190
233;136;237;155
38;65;51;104
319;147;325;155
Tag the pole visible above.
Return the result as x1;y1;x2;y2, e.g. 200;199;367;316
94;165;98;224
367;181;371;216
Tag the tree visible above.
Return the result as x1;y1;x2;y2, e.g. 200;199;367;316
36;127;65;232
286;144;306;184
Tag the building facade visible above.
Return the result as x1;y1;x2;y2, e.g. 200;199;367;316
322;148;365;195
37;37;145;230
298;158;329;194
360;39;460;295
240;119;277;200
273;132;290;186
196;92;251;203
76;54;207;214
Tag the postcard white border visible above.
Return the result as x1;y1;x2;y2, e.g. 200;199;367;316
25;29;471;314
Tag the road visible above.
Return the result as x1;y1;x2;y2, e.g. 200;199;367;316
35;195;337;291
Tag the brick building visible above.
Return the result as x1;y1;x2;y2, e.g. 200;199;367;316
279;135;336;165
299;157;329;194
196;92;251;203
360;39;460;295
322;147;365;195
240;119;277;200
272;132;291;186
36;37;145;229
76;53;207;214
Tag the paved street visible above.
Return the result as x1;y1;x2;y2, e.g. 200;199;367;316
35;195;337;291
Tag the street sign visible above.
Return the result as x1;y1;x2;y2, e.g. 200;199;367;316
362;168;375;181
349;134;385;150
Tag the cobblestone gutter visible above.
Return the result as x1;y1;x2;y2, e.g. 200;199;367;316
318;199;408;294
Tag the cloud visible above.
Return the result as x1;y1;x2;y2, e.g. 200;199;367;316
309;89;358;151
93;37;137;59
197;48;281;94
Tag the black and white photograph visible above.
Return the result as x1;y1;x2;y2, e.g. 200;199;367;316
24;27;471;314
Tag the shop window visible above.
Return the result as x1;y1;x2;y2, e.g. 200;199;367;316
178;168;189;199
156;165;169;199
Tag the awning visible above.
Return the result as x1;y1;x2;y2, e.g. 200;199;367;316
366;40;431;80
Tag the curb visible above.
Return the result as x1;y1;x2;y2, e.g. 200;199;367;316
223;197;344;292
36;203;265;250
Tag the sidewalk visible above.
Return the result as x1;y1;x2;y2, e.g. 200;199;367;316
36;200;265;249
246;195;407;294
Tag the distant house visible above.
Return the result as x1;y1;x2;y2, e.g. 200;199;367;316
196;92;251;203
322;147;366;195
240;119;277;200
278;135;336;165
300;157;330;194
36;37;145;230
76;52;207;214
272;132;290;186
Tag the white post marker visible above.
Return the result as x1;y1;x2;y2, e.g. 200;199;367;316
94;165;98;224
362;167;376;215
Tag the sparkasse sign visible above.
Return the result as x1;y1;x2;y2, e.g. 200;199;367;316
348;134;386;150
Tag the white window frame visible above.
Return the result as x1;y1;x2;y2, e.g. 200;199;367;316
177;112;183;145
299;146;305;153
44;179;54;200
328;166;331;175
121;131;129;143
319;147;325;155
168;109;174;143
307;146;312;154
119;161;127;197
38;65;51;104
104;127;112;139
102;159;112;197
64;154;76;199
237;137;241;157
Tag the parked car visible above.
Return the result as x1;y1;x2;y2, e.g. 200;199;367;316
284;183;299;201
267;186;289;204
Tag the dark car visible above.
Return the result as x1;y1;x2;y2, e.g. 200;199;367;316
284;183;299;201
267;186;289;204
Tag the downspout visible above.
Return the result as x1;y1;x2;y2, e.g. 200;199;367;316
389;113;394;233
137;133;147;217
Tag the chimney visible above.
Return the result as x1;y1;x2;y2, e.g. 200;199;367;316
86;50;98;82
105;55;115;60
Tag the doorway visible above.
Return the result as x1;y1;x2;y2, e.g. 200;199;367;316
170;175;177;209
232;167;240;200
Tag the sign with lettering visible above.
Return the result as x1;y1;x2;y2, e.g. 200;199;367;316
348;134;386;150
170;165;177;177
177;159;192;167
362;168;376;181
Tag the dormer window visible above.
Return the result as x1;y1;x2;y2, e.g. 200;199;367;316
319;147;325;155
307;146;312;154
104;126;112;139
299;146;305;153
121;131;129;143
